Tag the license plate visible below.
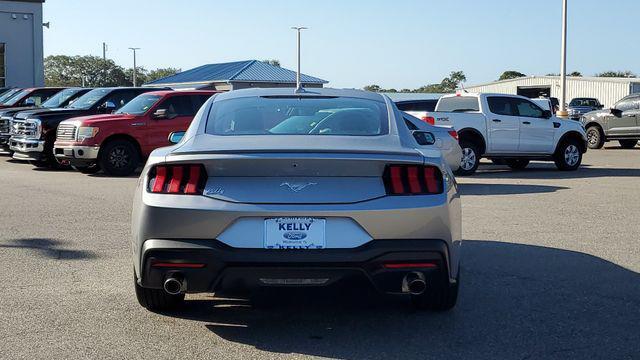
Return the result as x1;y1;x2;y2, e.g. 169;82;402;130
264;217;326;249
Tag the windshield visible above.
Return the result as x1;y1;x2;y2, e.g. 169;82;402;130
3;89;30;106
115;94;162;115
67;88;111;109
41;89;82;108
569;98;599;107
0;89;22;104
206;96;389;136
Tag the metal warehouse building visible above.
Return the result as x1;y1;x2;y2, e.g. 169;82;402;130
464;76;640;107
144;60;328;90
0;0;45;87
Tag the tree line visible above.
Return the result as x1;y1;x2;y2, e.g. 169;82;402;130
44;55;181;87
364;69;638;93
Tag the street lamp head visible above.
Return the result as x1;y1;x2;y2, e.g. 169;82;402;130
291;26;308;31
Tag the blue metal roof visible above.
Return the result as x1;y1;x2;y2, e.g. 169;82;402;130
145;60;327;86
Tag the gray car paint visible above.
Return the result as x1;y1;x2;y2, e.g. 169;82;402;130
582;95;640;139
131;88;462;284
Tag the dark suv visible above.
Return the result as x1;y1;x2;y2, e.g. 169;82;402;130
581;94;640;149
568;97;604;120
9;87;161;167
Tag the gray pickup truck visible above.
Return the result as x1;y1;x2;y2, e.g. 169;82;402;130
581;94;640;149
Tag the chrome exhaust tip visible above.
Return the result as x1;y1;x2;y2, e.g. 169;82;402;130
163;275;186;295
402;272;427;295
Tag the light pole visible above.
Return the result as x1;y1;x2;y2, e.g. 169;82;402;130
128;47;141;87
291;26;307;92
557;0;569;118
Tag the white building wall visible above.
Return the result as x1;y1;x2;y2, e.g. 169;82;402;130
465;77;638;108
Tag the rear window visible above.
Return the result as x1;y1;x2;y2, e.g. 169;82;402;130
206;96;388;136
436;96;480;112
396;100;437;112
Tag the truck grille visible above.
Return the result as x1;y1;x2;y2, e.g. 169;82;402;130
0;117;10;134
10;119;40;139
57;123;77;141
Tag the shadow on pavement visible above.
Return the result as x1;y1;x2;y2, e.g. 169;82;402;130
0;238;98;260
459;183;568;195
473;164;640;180
163;241;639;359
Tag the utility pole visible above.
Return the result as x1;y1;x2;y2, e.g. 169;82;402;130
128;47;140;87
291;26;308;93
102;42;107;60
557;0;569;118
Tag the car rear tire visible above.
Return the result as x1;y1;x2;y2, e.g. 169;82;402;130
72;163;101;174
586;126;604;149
618;139;638;149
134;272;184;311
554;139;582;171
506;159;529;170
99;139;140;177
411;270;459;311
454;140;480;176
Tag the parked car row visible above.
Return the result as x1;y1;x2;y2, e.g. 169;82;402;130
0;86;217;175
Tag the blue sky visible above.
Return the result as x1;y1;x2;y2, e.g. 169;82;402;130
43;0;639;89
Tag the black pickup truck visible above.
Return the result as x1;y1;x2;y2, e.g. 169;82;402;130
0;88;90;155
9;87;160;167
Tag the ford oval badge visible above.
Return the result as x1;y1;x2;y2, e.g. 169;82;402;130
283;231;307;240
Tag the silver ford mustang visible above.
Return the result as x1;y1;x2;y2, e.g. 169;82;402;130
131;88;462;312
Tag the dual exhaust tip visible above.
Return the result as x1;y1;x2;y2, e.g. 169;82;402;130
163;275;187;295
402;272;427;295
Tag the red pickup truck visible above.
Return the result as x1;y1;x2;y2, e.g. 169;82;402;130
53;90;216;176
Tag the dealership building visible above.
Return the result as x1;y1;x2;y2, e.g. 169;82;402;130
0;0;45;87
144;60;328;90
464;76;640;107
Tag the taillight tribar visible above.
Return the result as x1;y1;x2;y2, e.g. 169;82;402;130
148;164;207;195
383;165;444;195
421;115;436;125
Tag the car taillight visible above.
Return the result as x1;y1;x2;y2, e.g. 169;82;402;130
448;130;458;140
148;164;207;195
421;116;435;125
383;165;444;195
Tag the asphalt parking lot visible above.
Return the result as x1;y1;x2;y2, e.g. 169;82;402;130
1;148;639;360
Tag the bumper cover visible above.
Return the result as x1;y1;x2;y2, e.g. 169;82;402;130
10;138;45;161
138;239;451;294
54;144;100;165
0;135;10;155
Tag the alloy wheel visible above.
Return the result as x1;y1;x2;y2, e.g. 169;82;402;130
461;148;477;171
108;146;130;169
564;145;580;166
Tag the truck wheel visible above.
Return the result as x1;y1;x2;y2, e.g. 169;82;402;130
412;269;459;311
506;159;529;170
618;139;638;149
454;141;480;176
554;139;582;171
99;139;140;176
586;126;604;149
72;163;101;174
134;272;184;312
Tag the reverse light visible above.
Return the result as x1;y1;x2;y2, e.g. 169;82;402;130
77;126;99;141
383;165;444;195
421;115;436;125
148;164;207;195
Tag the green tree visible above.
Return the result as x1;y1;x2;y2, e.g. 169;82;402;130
568;71;582;77
363;84;382;92
146;67;181;83
262;59;281;67
125;66;148;86
414;71;466;93
498;71;526;81
596;70;637;78
45;55;128;87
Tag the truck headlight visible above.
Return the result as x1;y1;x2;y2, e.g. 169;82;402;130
77;126;99;141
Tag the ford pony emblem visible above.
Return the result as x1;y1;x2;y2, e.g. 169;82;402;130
280;182;317;193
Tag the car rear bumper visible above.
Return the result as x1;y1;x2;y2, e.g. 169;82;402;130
137;238;452;294
53;143;100;165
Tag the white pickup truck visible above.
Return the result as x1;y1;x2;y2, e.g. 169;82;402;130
426;93;587;175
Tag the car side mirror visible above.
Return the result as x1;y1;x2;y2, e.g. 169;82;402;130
611;108;622;117
101;101;116;113
153;108;168;119
542;110;552;119
411;130;436;145
168;131;185;144
24;98;36;106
